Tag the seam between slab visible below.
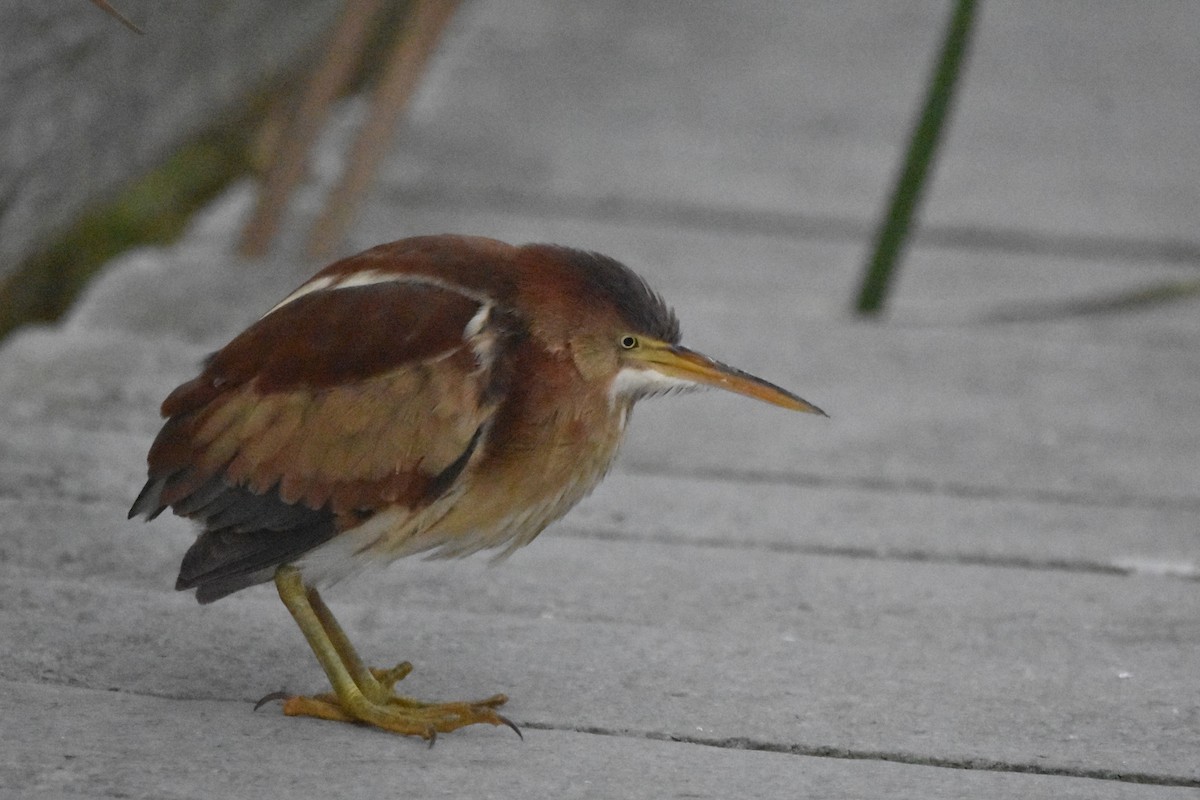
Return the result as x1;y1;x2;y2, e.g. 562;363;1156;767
556;524;1200;582
519;722;1200;789
379;185;1200;268
624;461;1200;515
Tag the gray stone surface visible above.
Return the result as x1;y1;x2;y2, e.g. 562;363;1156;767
9;683;1189;800
379;0;1200;241
0;0;339;277
4;540;1199;780
1;1;1198;798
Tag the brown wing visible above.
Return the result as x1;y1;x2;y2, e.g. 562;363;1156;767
130;279;517;602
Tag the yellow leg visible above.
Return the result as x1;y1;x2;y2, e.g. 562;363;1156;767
305;586;413;703
270;565;518;741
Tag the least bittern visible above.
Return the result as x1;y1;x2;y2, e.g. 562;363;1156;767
131;234;824;741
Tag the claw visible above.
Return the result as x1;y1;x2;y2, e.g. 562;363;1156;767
253;690;291;711
496;713;524;740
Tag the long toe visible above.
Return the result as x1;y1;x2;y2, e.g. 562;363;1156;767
282;692;515;739
272;663;515;741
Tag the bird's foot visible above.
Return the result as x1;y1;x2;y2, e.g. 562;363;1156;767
261;661;519;742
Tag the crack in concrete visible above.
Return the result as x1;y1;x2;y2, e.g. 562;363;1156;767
520;721;1200;788
558;523;1194;582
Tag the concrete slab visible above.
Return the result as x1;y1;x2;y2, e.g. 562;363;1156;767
616;321;1200;506
0;424;148;506
0;328;200;436
378;0;1200;241
2;536;1197;782
568;472;1200;577
7;682;1190;800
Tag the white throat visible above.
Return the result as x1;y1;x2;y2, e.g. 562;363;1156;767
608;366;703;404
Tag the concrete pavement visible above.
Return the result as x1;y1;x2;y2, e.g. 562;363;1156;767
1;1;1197;797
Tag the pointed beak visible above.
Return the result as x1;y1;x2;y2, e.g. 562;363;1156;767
632;342;827;415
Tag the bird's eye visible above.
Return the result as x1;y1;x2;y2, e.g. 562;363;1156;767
620;335;639;349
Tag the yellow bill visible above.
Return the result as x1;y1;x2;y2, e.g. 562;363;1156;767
629;340;827;415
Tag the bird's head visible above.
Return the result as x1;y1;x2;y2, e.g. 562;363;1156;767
520;244;825;415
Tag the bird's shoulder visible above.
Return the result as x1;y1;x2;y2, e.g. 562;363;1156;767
187;275;501;401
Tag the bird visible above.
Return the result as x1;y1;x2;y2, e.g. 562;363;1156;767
130;234;825;741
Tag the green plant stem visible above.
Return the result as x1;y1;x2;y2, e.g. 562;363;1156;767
854;0;979;316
